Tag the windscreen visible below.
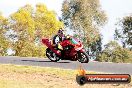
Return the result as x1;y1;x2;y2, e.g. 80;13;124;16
70;38;79;44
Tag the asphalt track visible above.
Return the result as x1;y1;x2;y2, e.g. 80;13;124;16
0;56;132;74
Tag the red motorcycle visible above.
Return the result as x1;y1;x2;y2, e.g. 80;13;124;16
42;37;89;63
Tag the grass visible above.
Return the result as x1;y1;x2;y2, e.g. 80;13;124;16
0;64;131;88
0;64;98;79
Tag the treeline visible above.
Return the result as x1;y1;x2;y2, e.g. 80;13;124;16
0;4;63;57
97;15;132;63
97;41;132;63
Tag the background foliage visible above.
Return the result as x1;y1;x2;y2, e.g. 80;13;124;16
97;41;132;63
0;4;63;57
0;13;9;56
114;15;132;50
62;0;107;45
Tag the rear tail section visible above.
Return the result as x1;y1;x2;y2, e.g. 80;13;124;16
42;38;51;47
41;38;61;56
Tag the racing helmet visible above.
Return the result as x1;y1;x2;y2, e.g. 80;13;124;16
57;28;65;37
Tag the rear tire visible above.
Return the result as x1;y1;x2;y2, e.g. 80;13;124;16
78;51;89;63
46;48;61;62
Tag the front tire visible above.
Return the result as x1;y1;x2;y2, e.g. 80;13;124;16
46;48;61;62
78;51;89;63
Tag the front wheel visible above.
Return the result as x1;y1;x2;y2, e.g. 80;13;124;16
46;48;61;62
78;51;89;63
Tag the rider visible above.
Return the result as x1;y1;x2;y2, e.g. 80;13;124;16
52;28;66;50
52;28;73;50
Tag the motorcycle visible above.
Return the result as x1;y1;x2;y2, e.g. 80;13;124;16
42;37;89;63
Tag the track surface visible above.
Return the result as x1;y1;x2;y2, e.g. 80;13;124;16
0;56;132;74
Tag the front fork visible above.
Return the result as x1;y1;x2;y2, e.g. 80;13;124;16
77;49;85;61
78;48;85;53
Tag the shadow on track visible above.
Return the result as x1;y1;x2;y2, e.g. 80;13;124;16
21;60;70;63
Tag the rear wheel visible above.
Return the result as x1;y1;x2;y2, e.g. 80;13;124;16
46;48;61;62
78;51;89;63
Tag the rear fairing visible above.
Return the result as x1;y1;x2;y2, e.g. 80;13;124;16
42;38;61;56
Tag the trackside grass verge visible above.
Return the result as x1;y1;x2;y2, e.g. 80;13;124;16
0;64;131;88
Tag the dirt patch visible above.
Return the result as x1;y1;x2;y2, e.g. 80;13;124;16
0;64;131;88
